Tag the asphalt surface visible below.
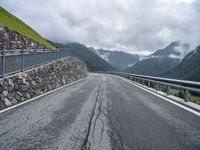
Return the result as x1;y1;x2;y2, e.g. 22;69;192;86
0;73;200;150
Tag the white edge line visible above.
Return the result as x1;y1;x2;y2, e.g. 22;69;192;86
0;75;89;114
115;75;200;117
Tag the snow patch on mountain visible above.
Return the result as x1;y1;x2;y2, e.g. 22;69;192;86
95;49;110;62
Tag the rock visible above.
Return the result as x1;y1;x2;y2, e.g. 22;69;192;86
31;81;37;86
25;82;30;87
36;78;42;83
0;25;5;32
8;85;14;92
16;79;23;84
7;92;13;100
16;91;22;97
3;91;8;96
12;98;18;104
22;73;28;78
26;93;31;99
32;70;37;75
5;98;12;107
19;84;27;92
14;83;19;90
3;85;9;91
8;79;14;87
0;79;4;86
0;101;5;110
18;74;23;79
0;94;5;102
14;93;21;101
22;78;26;84
0;86;3;94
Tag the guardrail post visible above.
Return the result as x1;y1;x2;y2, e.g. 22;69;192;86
148;81;150;87
2;49;5;78
142;80;145;85
136;78;138;84
155;83;159;91
184;89;190;102
167;86;171;95
22;50;25;72
35;49;37;67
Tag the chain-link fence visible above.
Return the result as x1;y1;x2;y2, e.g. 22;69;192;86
0;48;70;78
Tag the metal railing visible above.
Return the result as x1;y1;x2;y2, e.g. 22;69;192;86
109;72;200;102
0;48;70;78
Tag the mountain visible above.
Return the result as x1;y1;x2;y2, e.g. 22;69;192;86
51;42;116;72
165;45;200;81
125;41;189;76
92;48;141;71
0;7;54;48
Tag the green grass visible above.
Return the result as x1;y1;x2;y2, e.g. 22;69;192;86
170;89;184;99
170;88;200;105
190;96;200;105
0;7;55;49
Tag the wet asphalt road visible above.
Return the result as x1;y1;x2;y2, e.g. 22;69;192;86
0;73;200;150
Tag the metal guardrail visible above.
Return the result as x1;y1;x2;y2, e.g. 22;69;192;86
0;48;70;78
109;72;200;102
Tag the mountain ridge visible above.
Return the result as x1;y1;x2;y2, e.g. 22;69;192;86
125;41;189;76
50;42;117;72
92;48;141;71
164;45;200;81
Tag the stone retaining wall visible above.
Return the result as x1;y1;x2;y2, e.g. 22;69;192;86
0;56;88;110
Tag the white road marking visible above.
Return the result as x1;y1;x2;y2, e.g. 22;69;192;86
0;76;89;114
115;75;200;117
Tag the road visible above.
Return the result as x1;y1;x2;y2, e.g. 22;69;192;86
0;73;200;150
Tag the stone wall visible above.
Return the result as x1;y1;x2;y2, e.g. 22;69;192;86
0;24;47;50
0;57;88;110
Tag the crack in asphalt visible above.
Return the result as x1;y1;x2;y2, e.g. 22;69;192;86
80;80;102;150
92;92;103;140
106;94;127;150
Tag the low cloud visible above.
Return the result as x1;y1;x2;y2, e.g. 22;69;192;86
1;0;200;54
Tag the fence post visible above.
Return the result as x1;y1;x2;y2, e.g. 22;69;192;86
142;80;145;85
56;50;58;61
44;49;46;64
60;50;62;59
135;78;137;83
155;83;159;91
35;49;37;67
148;81;150;87
2;49;5;78
184;89;190;102
22;50;25;72
167;86;171;95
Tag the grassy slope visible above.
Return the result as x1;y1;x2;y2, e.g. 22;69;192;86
0;7;55;48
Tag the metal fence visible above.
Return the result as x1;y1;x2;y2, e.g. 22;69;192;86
0;48;70;78
109;72;200;102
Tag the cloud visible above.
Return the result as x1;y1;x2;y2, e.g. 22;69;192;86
0;0;200;54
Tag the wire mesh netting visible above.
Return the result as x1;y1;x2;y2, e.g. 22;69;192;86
0;49;69;78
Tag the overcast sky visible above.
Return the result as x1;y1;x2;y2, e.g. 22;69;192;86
1;0;200;54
